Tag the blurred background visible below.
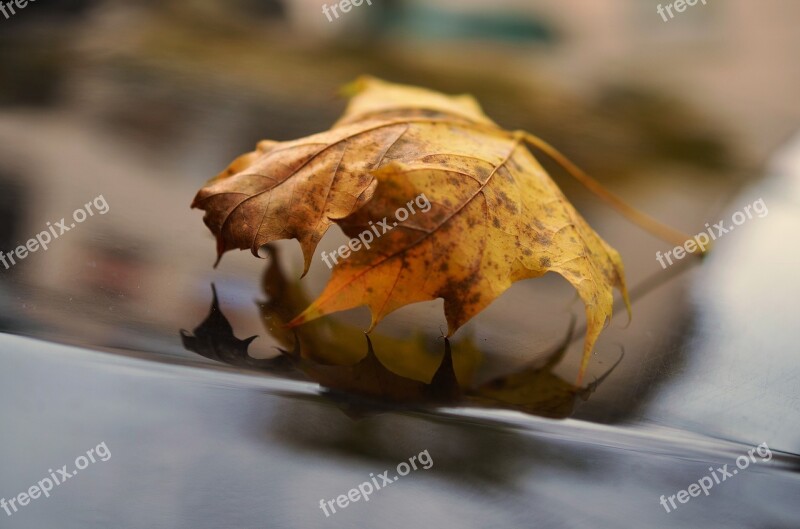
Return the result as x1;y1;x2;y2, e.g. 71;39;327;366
0;1;798;527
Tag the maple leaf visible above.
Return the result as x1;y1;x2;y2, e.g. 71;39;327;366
194;76;694;379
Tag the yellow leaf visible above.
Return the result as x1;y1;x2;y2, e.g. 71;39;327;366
288;123;629;380
192;77;696;379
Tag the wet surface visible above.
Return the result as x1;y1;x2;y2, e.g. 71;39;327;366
1;333;798;529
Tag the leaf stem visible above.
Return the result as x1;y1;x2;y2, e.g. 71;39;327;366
520;132;705;254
